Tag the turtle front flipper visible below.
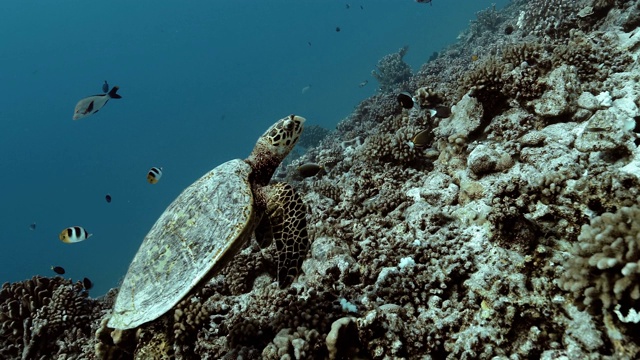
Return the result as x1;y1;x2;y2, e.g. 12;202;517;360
257;182;309;288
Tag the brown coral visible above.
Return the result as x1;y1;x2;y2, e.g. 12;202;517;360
0;276;98;360
371;46;412;93
559;204;640;322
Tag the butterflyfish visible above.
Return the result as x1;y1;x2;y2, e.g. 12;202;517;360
397;92;414;109
59;226;92;243
428;105;452;118
147;167;163;184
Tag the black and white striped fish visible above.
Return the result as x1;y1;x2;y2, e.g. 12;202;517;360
59;226;92;243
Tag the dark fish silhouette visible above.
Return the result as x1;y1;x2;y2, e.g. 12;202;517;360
297;163;324;178
397;92;414;109
102;80;109;93
83;277;93;290
52;266;65;275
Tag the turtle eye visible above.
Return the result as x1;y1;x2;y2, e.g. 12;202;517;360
283;119;294;131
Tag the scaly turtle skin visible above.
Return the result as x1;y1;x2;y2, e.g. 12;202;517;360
108;115;308;330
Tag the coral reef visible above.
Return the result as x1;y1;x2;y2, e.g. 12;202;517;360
0;276;105;359
559;205;640;319
371;46;412;93
4;1;640;359
297;124;331;149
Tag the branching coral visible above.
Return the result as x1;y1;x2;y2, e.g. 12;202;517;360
559;204;640;325
298;124;331;149
0;276;98;360
517;0;578;39
359;116;415;163
461;56;509;115
472;3;503;33
552;30;633;87
371;46;412;93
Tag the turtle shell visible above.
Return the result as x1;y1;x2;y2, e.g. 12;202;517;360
108;159;255;330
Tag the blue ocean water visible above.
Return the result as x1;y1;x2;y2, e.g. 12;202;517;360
0;0;508;297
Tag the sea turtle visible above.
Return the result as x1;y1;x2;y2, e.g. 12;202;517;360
108;114;309;330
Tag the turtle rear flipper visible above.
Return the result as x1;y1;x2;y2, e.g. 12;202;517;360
259;182;309;287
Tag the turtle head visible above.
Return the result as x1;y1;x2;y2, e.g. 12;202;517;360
246;114;305;186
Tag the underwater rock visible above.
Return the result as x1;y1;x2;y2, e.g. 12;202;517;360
467;143;514;177
435;93;483;140
533;65;579;117
574;108;634;153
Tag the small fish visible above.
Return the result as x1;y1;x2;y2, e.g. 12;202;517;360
428;105;452;118
504;25;514;35
411;129;433;149
301;85;311;94
105;194;112;203
73;86;122;120
336;26;341;32
358;80;368;88
586;127;610;133
147;167;163;184
82;277;93;290
360;5;363;9
397;92;414;109
51;266;65;275
345;4;350;9
59;226;92;243
297;163;324;178
471;55;479;62
102;80;109;93
308;41;312;46
29;222;36;231
416;0;433;5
